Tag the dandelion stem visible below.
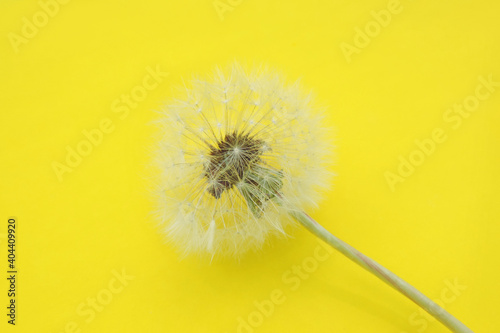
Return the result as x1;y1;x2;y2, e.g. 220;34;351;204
290;210;473;333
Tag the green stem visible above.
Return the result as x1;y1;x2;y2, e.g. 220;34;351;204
290;210;473;333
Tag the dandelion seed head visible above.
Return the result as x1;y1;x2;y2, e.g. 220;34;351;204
153;63;333;259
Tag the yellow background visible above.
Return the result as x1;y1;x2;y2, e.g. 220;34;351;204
1;0;499;332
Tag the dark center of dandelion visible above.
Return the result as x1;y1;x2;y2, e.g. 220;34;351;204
204;131;283;217
205;131;264;199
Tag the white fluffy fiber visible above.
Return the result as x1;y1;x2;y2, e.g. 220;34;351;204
153;63;332;259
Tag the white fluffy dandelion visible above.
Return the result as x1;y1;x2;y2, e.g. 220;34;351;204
154;63;331;258
153;63;472;333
